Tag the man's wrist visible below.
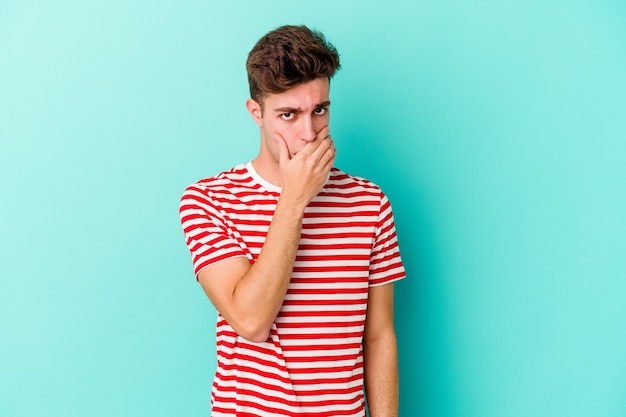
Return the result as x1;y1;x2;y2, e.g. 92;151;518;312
276;193;309;215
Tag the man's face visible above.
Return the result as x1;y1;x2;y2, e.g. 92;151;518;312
248;77;331;161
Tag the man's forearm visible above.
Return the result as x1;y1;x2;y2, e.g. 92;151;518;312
230;196;307;341
364;330;400;416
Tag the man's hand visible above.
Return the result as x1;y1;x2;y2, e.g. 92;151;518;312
275;127;336;208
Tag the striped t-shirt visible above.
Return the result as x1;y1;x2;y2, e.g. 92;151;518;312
179;162;405;416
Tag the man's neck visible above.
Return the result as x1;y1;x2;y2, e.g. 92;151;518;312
251;155;282;188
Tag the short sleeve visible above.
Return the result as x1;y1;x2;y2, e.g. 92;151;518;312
369;192;406;286
179;184;248;277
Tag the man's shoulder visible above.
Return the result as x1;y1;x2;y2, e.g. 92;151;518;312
184;163;259;192
328;167;384;195
181;163;264;203
189;163;246;187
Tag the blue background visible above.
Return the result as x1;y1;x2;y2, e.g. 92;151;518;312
1;1;625;416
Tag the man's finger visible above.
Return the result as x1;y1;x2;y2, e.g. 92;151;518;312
308;135;334;163
319;139;336;169
317;126;330;141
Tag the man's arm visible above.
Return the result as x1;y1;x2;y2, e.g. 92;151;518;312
363;283;399;416
197;128;335;343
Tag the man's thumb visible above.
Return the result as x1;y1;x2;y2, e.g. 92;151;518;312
275;136;290;163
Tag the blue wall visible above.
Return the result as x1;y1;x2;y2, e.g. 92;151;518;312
1;1;625;416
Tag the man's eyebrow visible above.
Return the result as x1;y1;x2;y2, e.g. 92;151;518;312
273;101;331;113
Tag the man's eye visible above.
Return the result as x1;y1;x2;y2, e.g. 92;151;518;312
314;107;327;115
280;112;294;120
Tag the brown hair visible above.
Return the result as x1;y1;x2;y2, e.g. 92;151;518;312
246;25;341;106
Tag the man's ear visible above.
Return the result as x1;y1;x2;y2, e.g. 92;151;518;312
246;98;263;126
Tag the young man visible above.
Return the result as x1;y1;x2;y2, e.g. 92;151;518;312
180;25;405;416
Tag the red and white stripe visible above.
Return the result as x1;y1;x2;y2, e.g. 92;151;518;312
180;162;405;416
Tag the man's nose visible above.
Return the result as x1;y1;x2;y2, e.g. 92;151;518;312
300;116;316;142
